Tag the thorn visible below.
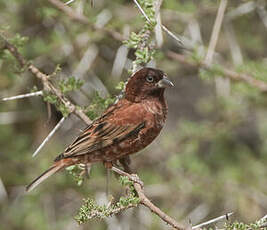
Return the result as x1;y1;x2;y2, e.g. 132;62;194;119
2;91;43;101
65;0;75;5
32;117;66;157
192;212;234;229
132;0;183;47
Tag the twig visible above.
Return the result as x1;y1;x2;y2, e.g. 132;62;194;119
205;0;228;65
132;0;183;47
2;91;43;101
111;166;186;230
32;117;66;157
47;0;125;41
192;212;233;229
0;34;92;125
167;51;267;92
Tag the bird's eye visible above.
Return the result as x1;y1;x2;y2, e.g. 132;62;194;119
146;75;154;83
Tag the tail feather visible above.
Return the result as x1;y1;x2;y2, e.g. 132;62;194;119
26;164;63;192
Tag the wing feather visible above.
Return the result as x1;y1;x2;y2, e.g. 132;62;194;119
55;100;147;161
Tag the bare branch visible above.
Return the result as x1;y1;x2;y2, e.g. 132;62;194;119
2;91;43;101
47;0;125;41
32;117;66;157
192;212;233;229
111;166;187;230
167;51;267;92
205;0;228;65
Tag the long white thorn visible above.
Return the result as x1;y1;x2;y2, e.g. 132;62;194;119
192;212;233;229
2;91;43;101
133;0;151;22
161;25;183;45
65;0;75;5
32;117;66;157
133;0;183;46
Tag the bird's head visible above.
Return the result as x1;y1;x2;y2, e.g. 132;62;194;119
125;67;174;102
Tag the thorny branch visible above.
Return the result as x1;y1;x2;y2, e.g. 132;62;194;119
0;33;92;125
111;166;187;230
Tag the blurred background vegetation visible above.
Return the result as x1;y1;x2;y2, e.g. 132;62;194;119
0;0;267;229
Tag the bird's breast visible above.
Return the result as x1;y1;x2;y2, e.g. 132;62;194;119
143;99;167;128
101;99;167;161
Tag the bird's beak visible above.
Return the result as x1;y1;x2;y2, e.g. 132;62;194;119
157;76;174;88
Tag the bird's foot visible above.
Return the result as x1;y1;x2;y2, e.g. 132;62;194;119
111;166;144;188
78;163;91;179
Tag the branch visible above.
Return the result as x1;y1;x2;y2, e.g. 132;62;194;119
47;0;125;41
0;33;92;125
205;0;228;65
111;166;187;230
167;51;267;92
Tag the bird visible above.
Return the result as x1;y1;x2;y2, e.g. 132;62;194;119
26;67;174;192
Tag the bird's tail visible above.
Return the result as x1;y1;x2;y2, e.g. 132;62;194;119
26;161;65;192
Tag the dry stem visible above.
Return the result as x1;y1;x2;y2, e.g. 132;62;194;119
167;51;267;92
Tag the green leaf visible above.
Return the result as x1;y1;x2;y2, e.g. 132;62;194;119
58;77;84;94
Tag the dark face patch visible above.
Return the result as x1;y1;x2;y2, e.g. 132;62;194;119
125;68;166;102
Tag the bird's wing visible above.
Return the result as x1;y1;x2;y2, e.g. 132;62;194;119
55;101;147;161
